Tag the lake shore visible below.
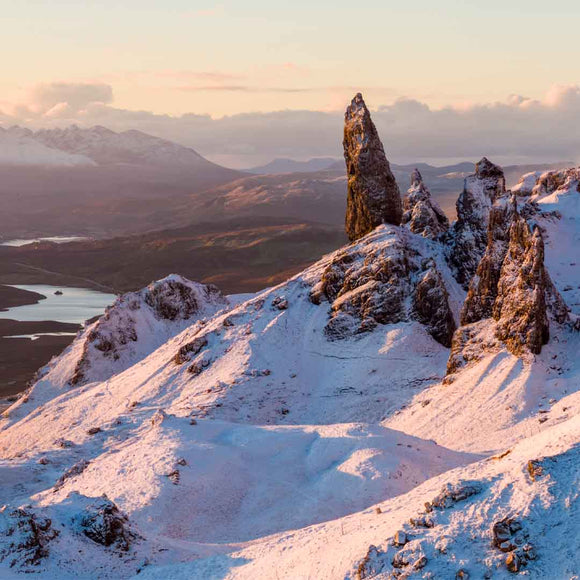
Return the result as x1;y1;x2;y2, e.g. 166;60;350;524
0;284;46;311
0;285;88;398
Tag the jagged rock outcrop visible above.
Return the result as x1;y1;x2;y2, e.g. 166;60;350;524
0;507;58;568
412;265;456;347
447;157;506;288
65;275;228;386
460;197;517;325
493;217;568;355
402;169;449;239
343;93;402;241
75;494;135;551
309;227;455;346
447;196;570;368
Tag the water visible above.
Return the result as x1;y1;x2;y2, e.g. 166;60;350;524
0;236;89;247
0;285;116;324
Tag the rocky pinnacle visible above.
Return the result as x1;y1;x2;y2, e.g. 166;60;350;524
343;93;402;241
447;157;506;288
402;169;449;239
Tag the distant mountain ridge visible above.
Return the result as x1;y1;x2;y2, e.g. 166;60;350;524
0;124;224;169
247;157;340;174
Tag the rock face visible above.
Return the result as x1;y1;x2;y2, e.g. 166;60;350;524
402;169;449;239
343;93;402;241
0;507;58;567
450;198;569;363
77;495;134;551
68;275;228;386
448;157;506;288
493;216;568;355
412;265;456;347
460;197;516;325
309;227;456;346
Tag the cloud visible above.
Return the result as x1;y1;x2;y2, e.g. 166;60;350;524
3;83;580;168
30;83;113;114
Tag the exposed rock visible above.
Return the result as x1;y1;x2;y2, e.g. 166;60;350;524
69;275;227;386
460;197;516;325
271;296;289;310
1;507;58;567
343;93;402;241
393;530;408;547
493;217;567;355
55;459;90;490
530;167;580;196
412;264;456;347
356;545;385;579
150;409;167;426
527;459;544;481
402;169;449;238
447;157;506;288
428;481;481;510
77;495;133;550
174;337;208;365
456;569;470;579
409;516;434;528
505;552;521;573
310;228;456;346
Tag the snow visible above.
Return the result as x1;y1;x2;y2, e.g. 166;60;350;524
0;128;95;167
0;169;578;578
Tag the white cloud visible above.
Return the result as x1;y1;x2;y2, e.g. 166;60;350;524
3;83;580;167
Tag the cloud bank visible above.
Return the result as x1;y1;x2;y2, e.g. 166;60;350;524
2;83;580;168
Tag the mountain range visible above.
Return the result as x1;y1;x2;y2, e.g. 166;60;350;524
0;95;578;578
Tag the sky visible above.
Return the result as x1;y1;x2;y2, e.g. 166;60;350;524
2;0;580;167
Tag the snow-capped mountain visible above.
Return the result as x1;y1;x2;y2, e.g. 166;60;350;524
0;127;95;167
0;125;229;169
0;95;578;579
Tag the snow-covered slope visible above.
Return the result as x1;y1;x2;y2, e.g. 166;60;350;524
33;125;212;167
0;127;95;166
0;167;578;579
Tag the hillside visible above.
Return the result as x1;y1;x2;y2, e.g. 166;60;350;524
0;97;578;579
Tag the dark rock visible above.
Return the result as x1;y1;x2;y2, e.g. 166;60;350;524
412;264;456;347
461;197;516;325
174;337;208;365
409;516;434;528
402;169;449;238
506;552;521;573
447;158;506;288
392;551;409;569
78;495;133;550
429;481;481;509
272;296;288;310
413;555;428;570
527;459;544;481
356;545;385;579
493;218;567;355
343;93;402;241
456;569;470;579
55;459;90;490
393;530;408;547
87;427;102;436
2;507;58;567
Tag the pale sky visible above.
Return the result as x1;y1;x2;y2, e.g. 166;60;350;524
2;0;580;118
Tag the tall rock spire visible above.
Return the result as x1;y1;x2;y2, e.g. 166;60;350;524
343;93;402;241
447;157;506;288
493;217;568;355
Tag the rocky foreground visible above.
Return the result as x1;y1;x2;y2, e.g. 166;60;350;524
0;95;578;579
